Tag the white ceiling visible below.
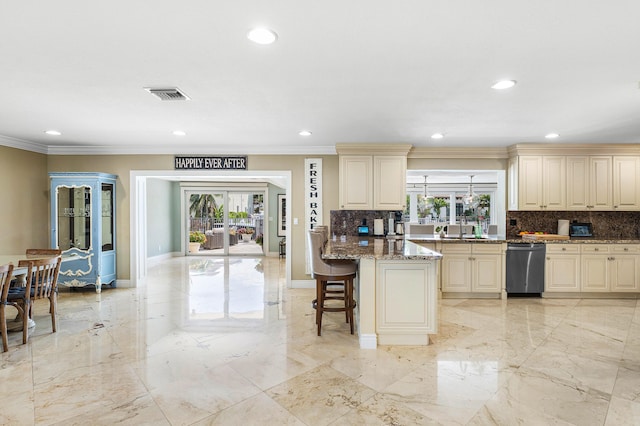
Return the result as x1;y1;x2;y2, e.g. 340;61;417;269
1;1;640;155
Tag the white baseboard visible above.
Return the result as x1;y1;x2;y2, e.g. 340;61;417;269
114;279;133;288
291;279;315;289
359;334;377;349
147;252;177;266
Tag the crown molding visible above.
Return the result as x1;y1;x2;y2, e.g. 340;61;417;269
0;135;48;154
335;143;413;156
507;143;640;156
45;144;337;156
408;146;509;159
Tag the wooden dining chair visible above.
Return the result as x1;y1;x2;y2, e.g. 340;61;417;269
7;257;62;344
25;248;62;257
0;263;15;352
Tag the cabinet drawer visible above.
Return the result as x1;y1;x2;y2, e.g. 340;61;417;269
546;244;580;254
581;244;610;254
611;245;640;254
440;244;472;254
472;244;503;254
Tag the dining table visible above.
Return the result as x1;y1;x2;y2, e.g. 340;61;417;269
0;254;67;332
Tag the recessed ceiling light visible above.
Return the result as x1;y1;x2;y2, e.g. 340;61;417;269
247;27;278;45
545;133;560;139
45;130;61;136
431;133;444;140
173;130;186;136
491;80;517;90
299;130;312;136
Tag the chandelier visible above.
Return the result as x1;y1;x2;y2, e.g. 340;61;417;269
463;175;479;208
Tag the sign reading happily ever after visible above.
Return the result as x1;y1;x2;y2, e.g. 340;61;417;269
174;156;247;170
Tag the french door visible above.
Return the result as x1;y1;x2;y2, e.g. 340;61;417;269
187;190;264;256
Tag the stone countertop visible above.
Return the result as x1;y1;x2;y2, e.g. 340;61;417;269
505;238;640;244
405;233;640;244
404;234;505;243
323;236;443;260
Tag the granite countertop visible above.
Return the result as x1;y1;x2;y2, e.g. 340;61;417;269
323;236;443;260
405;233;640;244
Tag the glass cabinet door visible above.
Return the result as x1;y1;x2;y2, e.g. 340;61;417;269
101;183;114;251
57;185;91;251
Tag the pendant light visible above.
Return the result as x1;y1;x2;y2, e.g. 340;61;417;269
423;175;434;206
463;175;479;208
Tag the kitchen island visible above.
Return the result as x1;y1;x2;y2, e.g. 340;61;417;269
323;236;442;349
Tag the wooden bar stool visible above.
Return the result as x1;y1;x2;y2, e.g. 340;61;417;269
307;230;357;336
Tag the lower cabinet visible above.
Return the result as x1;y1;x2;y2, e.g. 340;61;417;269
441;243;503;293
376;260;437;344
545;244;581;292
546;243;640;293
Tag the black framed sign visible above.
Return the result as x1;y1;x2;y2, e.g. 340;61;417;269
174;156;247;170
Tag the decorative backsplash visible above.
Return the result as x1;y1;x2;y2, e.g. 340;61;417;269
330;210;402;236
506;211;640;239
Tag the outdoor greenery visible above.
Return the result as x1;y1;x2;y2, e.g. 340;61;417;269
189;231;206;244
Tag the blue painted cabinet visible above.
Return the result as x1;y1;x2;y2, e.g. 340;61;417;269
49;172;117;290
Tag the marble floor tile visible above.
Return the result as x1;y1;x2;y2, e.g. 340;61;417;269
267;364;377;426
0;255;638;425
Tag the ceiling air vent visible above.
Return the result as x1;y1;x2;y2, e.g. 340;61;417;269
144;87;190;101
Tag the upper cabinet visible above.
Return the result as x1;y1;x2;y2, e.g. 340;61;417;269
567;156;612;210
517;156;566;210
509;145;640;211
337;144;411;210
613;156;640;210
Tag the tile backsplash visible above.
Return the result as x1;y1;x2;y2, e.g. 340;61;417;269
330;210;402;236
506;211;640;239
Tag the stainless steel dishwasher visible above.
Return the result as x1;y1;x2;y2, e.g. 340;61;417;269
506;243;546;295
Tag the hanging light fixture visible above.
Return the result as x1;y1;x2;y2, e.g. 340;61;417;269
463;175;479;208
423;175;434;206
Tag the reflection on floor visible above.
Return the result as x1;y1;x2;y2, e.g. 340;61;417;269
1;256;639;424
195;240;264;256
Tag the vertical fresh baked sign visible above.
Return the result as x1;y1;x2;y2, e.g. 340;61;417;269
305;158;323;274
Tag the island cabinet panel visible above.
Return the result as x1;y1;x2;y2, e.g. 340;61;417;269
376;261;437;345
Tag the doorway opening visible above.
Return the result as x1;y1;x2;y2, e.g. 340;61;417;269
187;190;265;256
130;170;291;289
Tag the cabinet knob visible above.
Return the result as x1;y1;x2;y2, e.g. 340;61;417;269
594;248;599;251
562;247;566;251
546;257;550;260
624;247;629;252
614;205;619;208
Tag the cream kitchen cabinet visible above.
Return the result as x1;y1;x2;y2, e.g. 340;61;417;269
545;244;581;292
548;243;639;294
337;143;411;211
566;156;612;210
609;245;640;292
582;244;640;292
613;156;640;210
339;155;373;209
373;155;407;210
376;260;438;345
441;243;502;293
517;156;566;210
581;245;610;291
